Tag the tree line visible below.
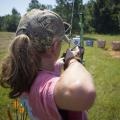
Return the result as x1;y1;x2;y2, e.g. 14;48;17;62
0;0;119;34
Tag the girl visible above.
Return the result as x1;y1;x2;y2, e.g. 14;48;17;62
0;9;96;120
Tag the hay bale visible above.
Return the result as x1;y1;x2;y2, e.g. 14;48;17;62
97;40;106;48
112;41;120;51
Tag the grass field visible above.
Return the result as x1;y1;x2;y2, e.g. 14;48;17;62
0;32;120;120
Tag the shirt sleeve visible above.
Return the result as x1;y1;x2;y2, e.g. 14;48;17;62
39;76;62;120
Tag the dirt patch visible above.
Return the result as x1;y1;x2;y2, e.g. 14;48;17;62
109;50;120;58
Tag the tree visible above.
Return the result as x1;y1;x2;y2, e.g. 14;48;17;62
93;0;120;34
54;0;73;22
72;0;81;33
27;0;47;11
0;8;21;32
7;8;21;32
28;0;40;11
54;0;120;34
12;8;20;16
54;0;82;33
0;15;11;31
84;0;95;33
0;17;4;31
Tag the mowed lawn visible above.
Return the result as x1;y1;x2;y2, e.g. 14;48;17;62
85;46;120;120
0;32;120;120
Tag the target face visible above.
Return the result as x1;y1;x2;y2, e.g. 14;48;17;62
71;36;81;46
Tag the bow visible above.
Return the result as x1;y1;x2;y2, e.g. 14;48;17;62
79;0;84;64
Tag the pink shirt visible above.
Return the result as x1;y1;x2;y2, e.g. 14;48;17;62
20;59;87;120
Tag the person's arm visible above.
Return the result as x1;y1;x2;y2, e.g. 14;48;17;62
54;58;96;111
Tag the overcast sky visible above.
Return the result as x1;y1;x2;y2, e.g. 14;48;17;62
0;0;89;16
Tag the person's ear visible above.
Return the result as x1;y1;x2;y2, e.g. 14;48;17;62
51;40;58;54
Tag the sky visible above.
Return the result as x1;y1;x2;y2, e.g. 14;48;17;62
0;0;89;16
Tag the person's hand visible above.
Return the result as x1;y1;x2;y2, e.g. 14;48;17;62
63;47;80;70
56;58;64;65
65;46;80;63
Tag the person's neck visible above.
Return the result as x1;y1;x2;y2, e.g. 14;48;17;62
40;57;55;72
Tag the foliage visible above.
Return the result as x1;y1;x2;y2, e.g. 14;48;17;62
54;0;72;22
0;8;20;32
54;0;82;33
93;0;120;34
28;0;40;10
27;0;52;11
72;0;81;33
84;0;96;33
0;0;53;32
54;0;120;34
0;0;119;34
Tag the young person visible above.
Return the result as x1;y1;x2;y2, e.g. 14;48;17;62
0;9;96;120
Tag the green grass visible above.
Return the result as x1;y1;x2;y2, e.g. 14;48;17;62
61;34;120;120
0;32;15;105
84;46;120;120
0;32;120;120
84;33;120;41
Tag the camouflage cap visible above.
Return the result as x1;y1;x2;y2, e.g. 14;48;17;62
16;9;70;50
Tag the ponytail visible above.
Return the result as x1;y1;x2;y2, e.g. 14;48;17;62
0;34;40;98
